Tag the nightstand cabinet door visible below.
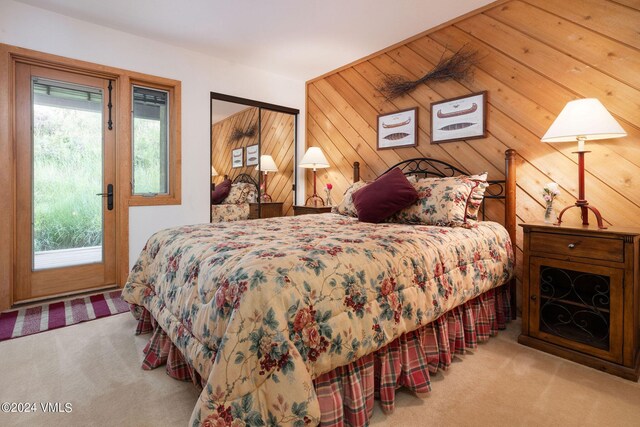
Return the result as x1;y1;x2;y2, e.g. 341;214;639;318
529;257;624;364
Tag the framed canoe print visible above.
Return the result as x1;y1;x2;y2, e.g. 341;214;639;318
232;147;243;168
430;91;487;144
377;107;418;150
246;144;259;166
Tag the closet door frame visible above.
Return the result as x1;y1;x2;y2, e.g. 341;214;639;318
209;91;299;222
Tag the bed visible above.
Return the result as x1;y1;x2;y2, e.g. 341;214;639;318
211;174;259;222
123;149;517;426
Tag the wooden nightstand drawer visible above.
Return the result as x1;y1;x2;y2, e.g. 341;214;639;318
530;231;623;262
293;205;333;216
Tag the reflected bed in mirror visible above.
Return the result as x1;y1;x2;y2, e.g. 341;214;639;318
210;173;259;223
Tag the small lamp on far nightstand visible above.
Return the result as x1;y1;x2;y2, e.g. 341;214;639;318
300;147;330;207
211;165;218;190
541;98;626;229
256;155;278;202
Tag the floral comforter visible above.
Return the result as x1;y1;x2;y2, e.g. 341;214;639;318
211;203;250;222
122;214;513;426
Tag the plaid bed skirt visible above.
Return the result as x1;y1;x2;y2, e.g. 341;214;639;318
132;284;510;426
130;304;206;389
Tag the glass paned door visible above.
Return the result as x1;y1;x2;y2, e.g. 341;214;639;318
32;78;104;269
15;64;116;302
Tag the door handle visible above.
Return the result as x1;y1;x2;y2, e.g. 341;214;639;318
96;184;114;210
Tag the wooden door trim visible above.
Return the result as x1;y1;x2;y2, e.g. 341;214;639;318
0;45;14;312
0;43;181;311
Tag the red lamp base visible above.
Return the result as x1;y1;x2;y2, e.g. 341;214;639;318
305;168;325;207
555;200;606;229
554;148;607;229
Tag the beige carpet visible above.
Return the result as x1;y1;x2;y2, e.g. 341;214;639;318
0;314;638;427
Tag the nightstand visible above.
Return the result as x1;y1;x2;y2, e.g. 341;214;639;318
249;202;283;219
519;222;640;380
293;205;333;216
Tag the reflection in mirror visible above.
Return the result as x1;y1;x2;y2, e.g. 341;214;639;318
211;103;260;186
258;109;294;216
210;94;297;222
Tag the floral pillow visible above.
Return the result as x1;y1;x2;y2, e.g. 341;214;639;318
391;173;488;227
463;173;489;222
245;185;258;203
332;181;368;217
421;173;489;222
224;183;257;204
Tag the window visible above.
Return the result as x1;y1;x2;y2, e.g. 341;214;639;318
132;85;169;195
129;79;180;205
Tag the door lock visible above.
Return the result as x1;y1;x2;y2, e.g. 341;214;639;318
96;183;114;210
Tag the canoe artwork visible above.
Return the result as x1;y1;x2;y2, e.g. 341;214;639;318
377;107;417;150
382;117;411;128
232;148;243;167
246;144;259;166
436;102;477;119
439;122;475;131
383;132;410;140
431;92;486;143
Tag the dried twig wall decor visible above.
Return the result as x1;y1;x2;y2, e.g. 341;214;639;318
378;46;478;101
229;123;257;143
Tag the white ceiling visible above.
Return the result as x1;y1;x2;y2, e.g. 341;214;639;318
16;0;493;81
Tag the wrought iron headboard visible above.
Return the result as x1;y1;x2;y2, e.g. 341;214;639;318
232;173;259;191
357;157;509;221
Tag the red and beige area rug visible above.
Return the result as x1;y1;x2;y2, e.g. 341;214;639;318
0;290;129;342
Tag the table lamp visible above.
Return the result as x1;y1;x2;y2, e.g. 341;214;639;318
256;155;278;202
211;165;218;190
541;98;626;229
300;147;329;207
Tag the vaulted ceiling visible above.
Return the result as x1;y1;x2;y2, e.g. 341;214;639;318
16;0;493;81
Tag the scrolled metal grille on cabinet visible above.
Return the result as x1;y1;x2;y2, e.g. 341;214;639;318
538;265;610;351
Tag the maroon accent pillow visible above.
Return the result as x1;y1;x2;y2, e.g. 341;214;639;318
352;168;418;223
211;179;232;205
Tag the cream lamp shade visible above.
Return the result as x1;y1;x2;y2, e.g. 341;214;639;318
299;147;329;170
211;166;218;177
256;155;278;173
541;98;626;151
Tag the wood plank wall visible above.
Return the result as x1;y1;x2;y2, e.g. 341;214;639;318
212;106;260;185
305;0;640;311
212;107;295;215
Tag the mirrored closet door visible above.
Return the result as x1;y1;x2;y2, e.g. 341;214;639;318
210;93;298;221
